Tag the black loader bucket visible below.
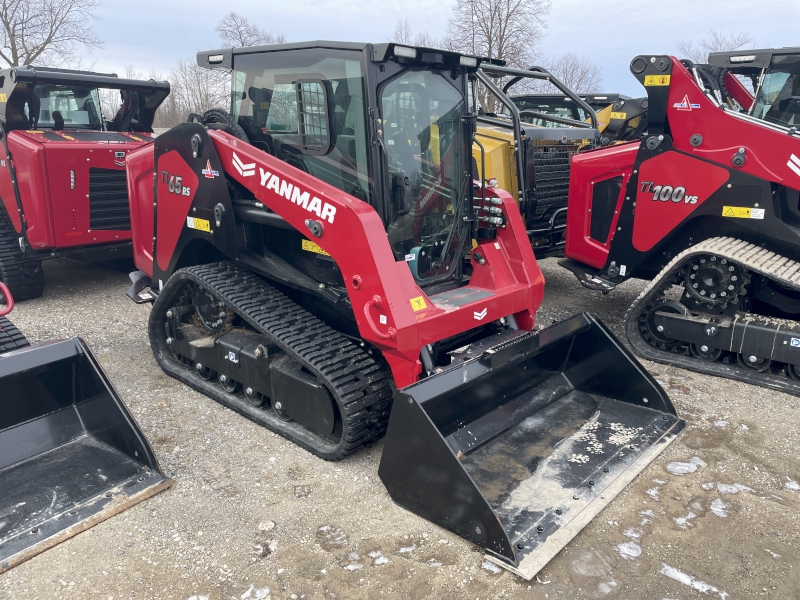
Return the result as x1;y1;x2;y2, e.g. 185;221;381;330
379;313;684;580
0;339;172;573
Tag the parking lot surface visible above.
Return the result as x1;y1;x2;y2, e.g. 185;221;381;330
1;257;798;599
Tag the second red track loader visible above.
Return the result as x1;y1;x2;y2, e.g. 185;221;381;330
126;41;683;578
0;66;169;300
560;49;800;394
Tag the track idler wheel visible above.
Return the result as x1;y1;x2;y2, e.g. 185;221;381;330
690;343;723;361
196;362;216;381
244;387;263;407
788;364;800;381
219;374;240;394
736;353;771;372
641;300;687;349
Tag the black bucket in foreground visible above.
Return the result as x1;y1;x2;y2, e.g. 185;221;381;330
379;312;684;580
0;338;172;573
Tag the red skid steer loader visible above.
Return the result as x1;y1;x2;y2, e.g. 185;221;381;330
0;66;169;300
560;49;800;395
126;41;684;578
0;283;171;572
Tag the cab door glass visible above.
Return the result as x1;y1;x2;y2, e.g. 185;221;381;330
381;70;467;282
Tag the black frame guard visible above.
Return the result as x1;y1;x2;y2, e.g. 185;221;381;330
0;338;172;573
378;312;684;579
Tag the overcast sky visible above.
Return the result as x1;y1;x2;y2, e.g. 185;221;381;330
87;0;799;96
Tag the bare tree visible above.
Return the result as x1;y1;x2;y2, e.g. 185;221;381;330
168;57;230;119
677;30;754;64
414;31;441;48
447;0;549;65
0;0;103;67
520;52;602;94
448;0;550;110
392;18;413;44
391;18;442;48
216;11;286;47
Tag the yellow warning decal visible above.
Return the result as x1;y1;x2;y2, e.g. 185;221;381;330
610;112;627;120
186;216;210;232
301;239;330;256
26;130;45;134
0;93;7;102
722;206;765;219
644;75;671;86
410;296;428;312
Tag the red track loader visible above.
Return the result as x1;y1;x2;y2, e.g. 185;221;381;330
0;283;171;572
126;41;683;578
559;48;800;395
0;66;169;300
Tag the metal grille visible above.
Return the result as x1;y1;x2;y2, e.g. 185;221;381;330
296;80;330;155
531;142;580;221
89;168;130;230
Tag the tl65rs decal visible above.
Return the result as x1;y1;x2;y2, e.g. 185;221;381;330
640;182;698;204
160;171;192;196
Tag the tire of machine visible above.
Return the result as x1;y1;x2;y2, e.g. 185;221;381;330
0;208;44;301
149;262;393;461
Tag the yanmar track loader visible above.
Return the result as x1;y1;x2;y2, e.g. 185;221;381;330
126;41;683;579
0;66;169;300
0;283;171;573
559;48;800;395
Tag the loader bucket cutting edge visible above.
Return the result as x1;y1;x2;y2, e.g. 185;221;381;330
378;312;684;580
0;338;173;573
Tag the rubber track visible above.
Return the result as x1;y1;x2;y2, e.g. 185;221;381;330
0;316;28;355
156;262;393;460
0;207;44;301
625;236;800;395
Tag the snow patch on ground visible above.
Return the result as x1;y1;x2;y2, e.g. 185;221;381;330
659;563;729;599
710;498;729;518
481;560;503;574
368;551;389;566
616;541;642;560
666;456;705;475
717;483;754;495
240;585;270;600
674;511;697;530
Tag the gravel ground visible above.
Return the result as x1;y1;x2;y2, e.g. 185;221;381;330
1;257;799;600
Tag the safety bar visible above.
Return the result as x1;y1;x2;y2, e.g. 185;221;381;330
480;63;599;131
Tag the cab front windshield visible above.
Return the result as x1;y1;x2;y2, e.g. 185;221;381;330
24;84;103;129
382;70;467;282
753;54;800;127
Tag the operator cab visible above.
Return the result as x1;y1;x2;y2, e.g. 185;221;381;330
200;42;488;287
708;48;800;128
0;66;169;133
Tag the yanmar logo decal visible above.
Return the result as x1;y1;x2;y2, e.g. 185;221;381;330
788;154;800;178
673;95;701;111
258;167;337;224
473;307;488;321
232;152;255;177
230;152;337;224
